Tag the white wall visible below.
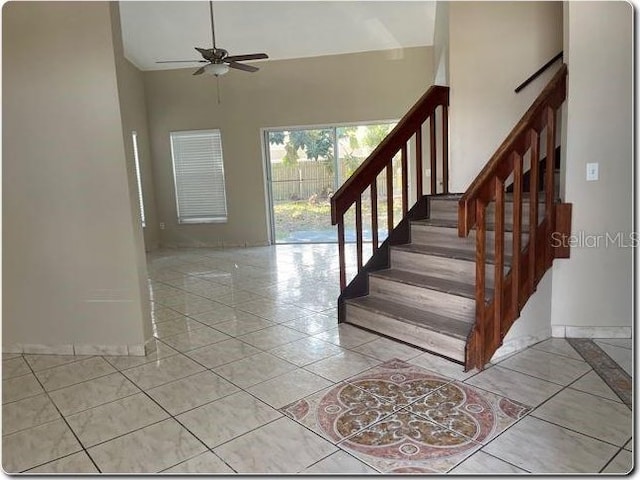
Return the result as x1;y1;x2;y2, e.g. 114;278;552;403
3;1;152;354
551;1;633;335
448;1;563;193
432;1;449;85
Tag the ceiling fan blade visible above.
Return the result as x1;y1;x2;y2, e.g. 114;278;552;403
156;60;208;64
227;62;259;73
225;53;268;62
193;66;207;76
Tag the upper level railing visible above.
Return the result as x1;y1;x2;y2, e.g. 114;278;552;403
459;64;568;370
330;86;450;291
514;52;563;93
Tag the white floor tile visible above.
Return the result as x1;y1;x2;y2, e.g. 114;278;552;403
48;372;140;416
449;450;527;473
483;416;618;473
162;451;234;473
146;370;238;415
214;417;336;473
464;365;563;406
531;388;631;446
121;354;205;390
212;352;297;388
176;391;281;448
3;394;60;435
602;449;633;473
87;418;206;473
26;451;98;473
186;338;261;368
247;369;333;408
568;370;622;402
66;392;168;447
497;348;591;385
34;357;116;391
302;450;377;474
304;351;380;382
2;373;44;404
2;419;82;473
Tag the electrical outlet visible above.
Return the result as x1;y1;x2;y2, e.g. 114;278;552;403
159;222;165;230
586;163;599;181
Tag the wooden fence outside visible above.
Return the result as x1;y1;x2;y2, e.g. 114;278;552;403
270;160;401;203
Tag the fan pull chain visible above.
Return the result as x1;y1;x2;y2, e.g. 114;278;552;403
216;75;221;104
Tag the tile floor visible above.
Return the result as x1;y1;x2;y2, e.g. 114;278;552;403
2;245;633;473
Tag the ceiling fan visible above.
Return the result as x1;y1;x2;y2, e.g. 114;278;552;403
156;1;268;77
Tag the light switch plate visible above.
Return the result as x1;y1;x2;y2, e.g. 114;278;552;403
586;163;599;181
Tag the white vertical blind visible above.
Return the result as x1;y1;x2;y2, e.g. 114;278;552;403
170;129;228;223
131;131;146;227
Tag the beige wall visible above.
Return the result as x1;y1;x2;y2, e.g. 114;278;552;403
3;1;151;352
551;1;633;332
144;47;433;247
111;6;160;252
448;1;563;193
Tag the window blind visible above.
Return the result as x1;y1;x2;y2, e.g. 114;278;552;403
170;129;228;224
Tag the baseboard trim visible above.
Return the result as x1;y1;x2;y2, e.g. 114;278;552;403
552;326;631;339
3;342;150;357
490;328;551;363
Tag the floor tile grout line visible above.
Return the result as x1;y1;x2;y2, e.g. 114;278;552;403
20;354;98;375
598;446;626;473
459;364;594;409
35;368;119;397
19;358;103;474
527;413;629;450
522;362;627;444
10;372;144;421
489;360;592;387
471;449;533;473
104;371;243;473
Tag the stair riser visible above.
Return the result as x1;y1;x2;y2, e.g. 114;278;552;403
345;304;466;362
430;200;536;227
411;225;528;255
391;249;506;287
369;276;475;323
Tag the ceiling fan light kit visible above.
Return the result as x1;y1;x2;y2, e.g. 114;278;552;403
204;63;230;76
156;1;268;78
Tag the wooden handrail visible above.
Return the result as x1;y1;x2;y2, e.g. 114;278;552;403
515;52;563;93
331;85;449;225
331;85;450;291
460;64;568;371
458;64;567;237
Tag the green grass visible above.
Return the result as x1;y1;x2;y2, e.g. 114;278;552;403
273;197;403;240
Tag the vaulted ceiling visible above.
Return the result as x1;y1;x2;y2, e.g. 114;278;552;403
119;1;436;70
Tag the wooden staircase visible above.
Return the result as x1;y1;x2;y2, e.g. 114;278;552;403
331;65;571;371
346;195;539;363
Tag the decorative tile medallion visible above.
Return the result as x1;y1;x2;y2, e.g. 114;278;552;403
284;359;531;473
338;410;482;473
345;359;454;407
281;382;395;443
407;382;530;444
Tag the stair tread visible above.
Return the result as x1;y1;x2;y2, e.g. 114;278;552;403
370;268;493;300
347;296;473;340
392;243;512;265
430;193;549;202
412;218;530;233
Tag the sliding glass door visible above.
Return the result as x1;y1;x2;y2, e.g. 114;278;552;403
265;121;398;244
